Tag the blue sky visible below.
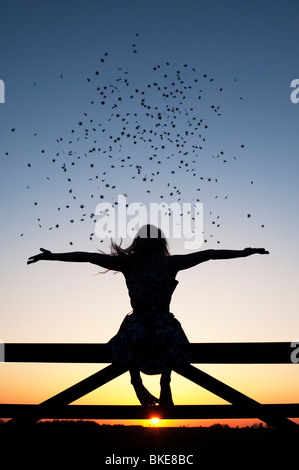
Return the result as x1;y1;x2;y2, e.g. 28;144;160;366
0;0;299;423
1;0;299;336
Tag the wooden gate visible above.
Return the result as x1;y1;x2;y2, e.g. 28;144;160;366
1;342;299;431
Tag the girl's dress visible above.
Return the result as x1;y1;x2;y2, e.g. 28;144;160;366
108;257;191;375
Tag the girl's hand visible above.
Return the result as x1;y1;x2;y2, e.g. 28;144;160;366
244;247;269;256
27;248;52;265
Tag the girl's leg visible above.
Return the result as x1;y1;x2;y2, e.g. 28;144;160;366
129;368;159;406
159;370;174;407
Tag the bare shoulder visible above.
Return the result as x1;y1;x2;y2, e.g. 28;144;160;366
167;250;212;272
89;252;128;271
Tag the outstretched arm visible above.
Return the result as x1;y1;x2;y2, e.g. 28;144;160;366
168;247;269;272
27;248;125;271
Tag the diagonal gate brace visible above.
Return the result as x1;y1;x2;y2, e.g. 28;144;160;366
174;364;299;432
6;363;128;426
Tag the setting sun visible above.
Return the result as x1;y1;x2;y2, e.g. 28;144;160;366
150;417;160;426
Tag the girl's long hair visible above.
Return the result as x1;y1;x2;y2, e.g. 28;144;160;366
110;224;170;258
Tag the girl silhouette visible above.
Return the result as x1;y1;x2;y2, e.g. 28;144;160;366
27;224;268;407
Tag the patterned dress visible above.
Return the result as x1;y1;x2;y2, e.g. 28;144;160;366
108;257;191;375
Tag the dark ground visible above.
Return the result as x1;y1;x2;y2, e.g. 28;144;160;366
0;420;297;466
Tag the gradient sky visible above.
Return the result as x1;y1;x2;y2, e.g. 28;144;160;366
1;0;299;428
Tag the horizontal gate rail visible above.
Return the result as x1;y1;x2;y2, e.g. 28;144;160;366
3;342;297;364
1;404;299;420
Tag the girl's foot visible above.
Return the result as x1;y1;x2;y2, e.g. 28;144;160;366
130;370;159;406
159;386;174;408
134;383;159;406
159;371;174;408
